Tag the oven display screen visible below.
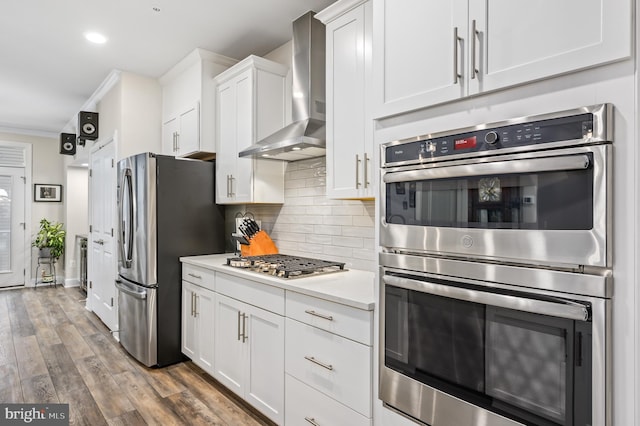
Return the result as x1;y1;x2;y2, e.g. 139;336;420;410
454;136;477;150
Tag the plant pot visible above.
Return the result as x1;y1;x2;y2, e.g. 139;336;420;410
38;247;53;258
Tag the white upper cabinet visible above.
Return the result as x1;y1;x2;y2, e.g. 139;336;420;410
373;0;467;119
317;0;375;200
373;0;632;119
214;55;289;204
468;0;632;95
160;48;236;157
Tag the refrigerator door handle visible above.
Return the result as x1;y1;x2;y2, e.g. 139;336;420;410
115;279;147;300
119;168;135;268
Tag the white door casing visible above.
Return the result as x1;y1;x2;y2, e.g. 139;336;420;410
88;137;118;331
0;166;25;287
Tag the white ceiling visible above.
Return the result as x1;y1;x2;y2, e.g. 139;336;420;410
0;0;336;138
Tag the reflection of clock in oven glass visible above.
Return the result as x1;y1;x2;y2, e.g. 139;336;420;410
478;177;501;202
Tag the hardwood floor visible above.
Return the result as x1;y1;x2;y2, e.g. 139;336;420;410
0;285;275;426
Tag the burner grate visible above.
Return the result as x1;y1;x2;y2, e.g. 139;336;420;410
226;254;346;278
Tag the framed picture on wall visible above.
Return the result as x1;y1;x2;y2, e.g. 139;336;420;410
34;184;62;202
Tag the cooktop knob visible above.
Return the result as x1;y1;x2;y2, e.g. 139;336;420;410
484;131;499;145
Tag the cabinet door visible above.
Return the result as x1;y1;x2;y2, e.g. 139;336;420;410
176;103;200;156
244;303;285;425
194;286;215;375
216;82;236;203
373;0;467;118
232;71;254;203
162;117;179;156
181;282;196;359
213;293;245;398
326;4;366;199
468;0;632;95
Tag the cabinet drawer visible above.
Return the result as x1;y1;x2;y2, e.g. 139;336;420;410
285;318;372;417
182;264;215;292
286;291;372;345
216;272;285;315
285;374;371;426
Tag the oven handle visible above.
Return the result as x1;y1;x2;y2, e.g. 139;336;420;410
383;153;590;183
383;274;590;322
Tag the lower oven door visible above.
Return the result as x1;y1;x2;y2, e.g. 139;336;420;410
380;268;608;426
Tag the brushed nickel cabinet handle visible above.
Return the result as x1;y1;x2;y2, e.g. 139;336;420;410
304;356;333;371
305;417;320;426
187;273;202;279
471;19;478;79
194;295;199;317
453;27;461;84
230;175;235;196
355;154;361;188
237;310;242;341
191;292;195;317
364;152;370;188
304;309;334;321
242;313;248;342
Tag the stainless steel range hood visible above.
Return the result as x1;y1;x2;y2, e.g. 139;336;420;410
239;11;326;161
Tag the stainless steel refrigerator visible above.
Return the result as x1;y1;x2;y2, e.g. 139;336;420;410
116;152;225;367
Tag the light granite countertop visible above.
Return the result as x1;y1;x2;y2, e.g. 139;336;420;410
180;253;375;311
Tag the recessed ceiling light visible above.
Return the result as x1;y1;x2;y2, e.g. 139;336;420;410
84;32;107;44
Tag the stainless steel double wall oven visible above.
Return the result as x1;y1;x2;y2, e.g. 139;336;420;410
379;104;613;426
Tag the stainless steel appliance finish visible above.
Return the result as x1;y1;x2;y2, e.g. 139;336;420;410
226;254;346;278
117;153;225;367
115;277;157;366
379;105;613;426
239;11;326;161
380;104;612;270
380;254;611;426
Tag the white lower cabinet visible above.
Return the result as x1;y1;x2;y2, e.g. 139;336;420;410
180;262;374;426
214;292;285;425
181;280;215;376
285;318;372;418
285;374;370;426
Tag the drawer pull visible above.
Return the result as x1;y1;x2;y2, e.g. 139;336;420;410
305;417;320;426
304;356;333;371
304;310;333;321
188;273;202;279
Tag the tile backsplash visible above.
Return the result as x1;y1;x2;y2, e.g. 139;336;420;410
226;157;376;272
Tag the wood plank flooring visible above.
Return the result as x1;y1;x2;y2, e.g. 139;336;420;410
0;285;275;426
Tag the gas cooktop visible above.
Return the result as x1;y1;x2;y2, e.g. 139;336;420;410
226;254;346;279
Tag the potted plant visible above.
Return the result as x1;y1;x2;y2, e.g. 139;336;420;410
33;218;66;259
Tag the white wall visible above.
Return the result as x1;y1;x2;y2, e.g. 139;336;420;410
64;166;88;286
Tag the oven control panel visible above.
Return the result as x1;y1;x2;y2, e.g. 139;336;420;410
385;112;595;165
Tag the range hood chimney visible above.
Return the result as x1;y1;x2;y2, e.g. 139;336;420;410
239;11;326;161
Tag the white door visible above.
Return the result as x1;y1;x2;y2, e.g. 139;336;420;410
88;139;118;330
181;282;197;359
468;0;632;95
214;293;245;397
216;81;236;203
195;286;215;375
245;304;285;424
0;167;25;287
373;0;467;118
177;103;200;156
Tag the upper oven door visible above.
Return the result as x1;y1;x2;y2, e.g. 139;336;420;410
381;144;611;268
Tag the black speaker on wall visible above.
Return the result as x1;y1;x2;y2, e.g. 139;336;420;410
78;111;99;140
60;133;77;155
